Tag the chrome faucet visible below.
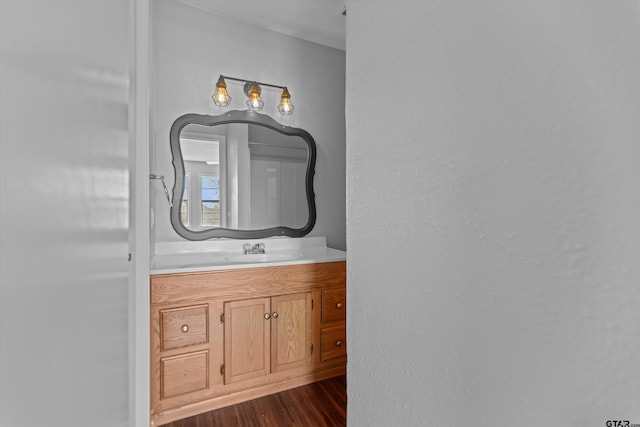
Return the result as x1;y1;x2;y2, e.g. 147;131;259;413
243;242;265;254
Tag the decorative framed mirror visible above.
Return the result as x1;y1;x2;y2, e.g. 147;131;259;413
169;110;316;240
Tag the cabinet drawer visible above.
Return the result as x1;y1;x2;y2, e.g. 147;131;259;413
161;304;208;351
321;288;346;324
320;325;346;362
160;350;209;399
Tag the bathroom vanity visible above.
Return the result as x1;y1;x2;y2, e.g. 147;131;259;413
149;238;346;426
148;110;345;425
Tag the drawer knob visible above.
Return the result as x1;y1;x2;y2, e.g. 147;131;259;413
335;340;343;347
181;324;189;333
272;312;279;319
264;313;271;320
336;302;343;309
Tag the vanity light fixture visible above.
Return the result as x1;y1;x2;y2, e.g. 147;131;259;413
212;75;294;115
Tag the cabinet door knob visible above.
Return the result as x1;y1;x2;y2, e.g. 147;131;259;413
181;324;189;333
264;313;271;320
336;302;343;309
335;340;343;347
272;312;279;319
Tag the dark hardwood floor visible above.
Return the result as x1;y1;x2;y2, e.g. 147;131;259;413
162;375;347;427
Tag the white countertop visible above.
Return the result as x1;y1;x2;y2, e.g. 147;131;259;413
150;236;346;275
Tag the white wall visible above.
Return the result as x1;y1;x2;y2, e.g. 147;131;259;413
150;0;346;250
346;1;640;426
0;1;130;426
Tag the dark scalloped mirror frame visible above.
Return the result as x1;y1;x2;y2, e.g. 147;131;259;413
169;110;317;240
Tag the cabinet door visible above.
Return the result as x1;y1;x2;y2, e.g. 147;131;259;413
224;297;271;384
271;293;311;373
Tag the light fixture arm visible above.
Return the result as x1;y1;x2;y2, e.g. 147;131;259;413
220;75;287;91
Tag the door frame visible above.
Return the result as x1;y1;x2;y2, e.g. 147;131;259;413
129;0;151;425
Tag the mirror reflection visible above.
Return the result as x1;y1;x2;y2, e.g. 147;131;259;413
180;123;309;231
169;111;316;240
179;130;221;229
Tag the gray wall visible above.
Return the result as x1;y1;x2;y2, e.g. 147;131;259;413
0;1;130;426
347;1;640;426
150;0;346;250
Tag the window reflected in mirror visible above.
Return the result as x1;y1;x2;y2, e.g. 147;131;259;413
200;176;220;226
181;176;189;227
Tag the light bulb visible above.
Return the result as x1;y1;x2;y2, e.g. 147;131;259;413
212;76;231;107
245;82;264;111
277;87;294;115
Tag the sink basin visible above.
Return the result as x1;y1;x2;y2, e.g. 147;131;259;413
224;252;302;263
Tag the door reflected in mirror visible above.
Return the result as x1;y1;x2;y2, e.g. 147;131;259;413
170;111;316;240
179;130;221;229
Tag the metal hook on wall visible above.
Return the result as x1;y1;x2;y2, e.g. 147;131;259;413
149;174;173;207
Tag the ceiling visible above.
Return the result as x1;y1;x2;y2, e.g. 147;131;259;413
177;0;346;51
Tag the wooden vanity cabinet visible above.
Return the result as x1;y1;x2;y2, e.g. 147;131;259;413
223;292;311;384
150;261;346;426
317;286;347;364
